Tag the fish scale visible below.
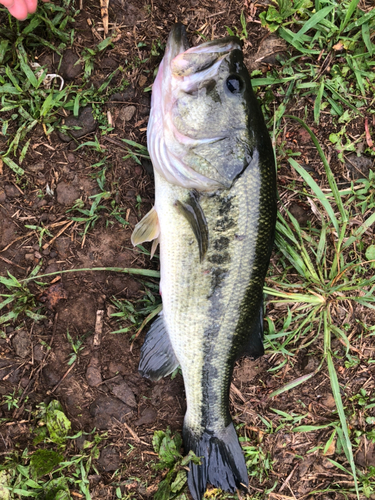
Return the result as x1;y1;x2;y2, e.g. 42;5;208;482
132;23;277;500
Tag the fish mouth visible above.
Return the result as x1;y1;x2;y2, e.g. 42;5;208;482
166;23;241;78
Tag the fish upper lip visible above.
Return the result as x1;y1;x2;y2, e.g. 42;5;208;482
166;23;241;72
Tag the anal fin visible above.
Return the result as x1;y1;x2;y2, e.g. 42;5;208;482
138;313;179;381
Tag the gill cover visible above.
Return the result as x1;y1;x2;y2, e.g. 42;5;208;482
147;24;243;192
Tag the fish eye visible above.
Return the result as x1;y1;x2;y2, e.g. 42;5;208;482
226;75;242;94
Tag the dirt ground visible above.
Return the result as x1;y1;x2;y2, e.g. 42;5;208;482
0;1;375;499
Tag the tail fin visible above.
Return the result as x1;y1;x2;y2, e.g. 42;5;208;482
183;422;248;500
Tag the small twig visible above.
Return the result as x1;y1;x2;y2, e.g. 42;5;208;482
93;310;104;347
50;362;76;393
279;464;298;493
123;421;141;443
42;220;73;250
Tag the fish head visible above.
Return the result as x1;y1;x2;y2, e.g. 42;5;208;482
148;24;258;192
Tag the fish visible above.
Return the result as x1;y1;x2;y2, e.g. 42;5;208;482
131;23;277;500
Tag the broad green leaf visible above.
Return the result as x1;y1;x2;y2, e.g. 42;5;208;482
46;400;71;444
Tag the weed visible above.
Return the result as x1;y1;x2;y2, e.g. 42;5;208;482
121;139;150;165
2;390;21;411
152;428;200;500
66;330;85;365
111;282;162;335
0;271;46;330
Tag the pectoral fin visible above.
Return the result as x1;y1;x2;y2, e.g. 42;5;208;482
175;193;208;261
131;207;160;246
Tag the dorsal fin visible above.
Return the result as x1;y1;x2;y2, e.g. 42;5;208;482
175;193;208;261
131;207;160;247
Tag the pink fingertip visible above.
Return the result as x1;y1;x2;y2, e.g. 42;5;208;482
24;0;37;12
8;1;28;20
0;0;15;7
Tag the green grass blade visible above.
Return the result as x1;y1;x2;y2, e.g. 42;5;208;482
327;351;359;499
342;211;375;249
20;266;161;284
2;156;25;175
270;361;323;397
314;78;325;124
362;22;373;56
289;158;339;234
293;5;335;42
263;287;325;304
344;8;375;33
286;116;347;223
325;83;362;114
340;0;360;32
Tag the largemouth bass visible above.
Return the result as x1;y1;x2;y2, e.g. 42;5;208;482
132;24;277;500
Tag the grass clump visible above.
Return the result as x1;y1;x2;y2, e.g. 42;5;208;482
0;400;102;500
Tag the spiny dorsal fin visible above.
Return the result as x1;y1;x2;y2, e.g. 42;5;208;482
175;193;208;261
131;207;160;247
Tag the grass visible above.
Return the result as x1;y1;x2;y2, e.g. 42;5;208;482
262;118;375;498
0;400;104;499
253;0;375;137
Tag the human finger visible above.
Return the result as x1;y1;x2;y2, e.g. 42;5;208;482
7;0;29;20
0;0;15;8
24;0;38;13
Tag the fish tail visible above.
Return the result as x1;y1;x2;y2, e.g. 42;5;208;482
183;421;248;500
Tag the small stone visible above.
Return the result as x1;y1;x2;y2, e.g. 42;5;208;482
86;359;102;387
135;407;157;426
25;253;35;261
4;184;21;198
58;106;97;142
90;395;132;430
110;379;137;407
108;361;126;376
34;251;42;259
54;238;70;258
42;248;50;256
97;446;121;472
138;75;147;87
289;203;309;227
44;264;60;275
33;344;45;362
56;182;80;205
20;377;29;388
60;49;82;80
42;365;60;387
322;393;336;409
67;153;75;163
12;330;30;358
0;190;6;203
109;88;135;102
28;162;44;173
118;105;136;122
